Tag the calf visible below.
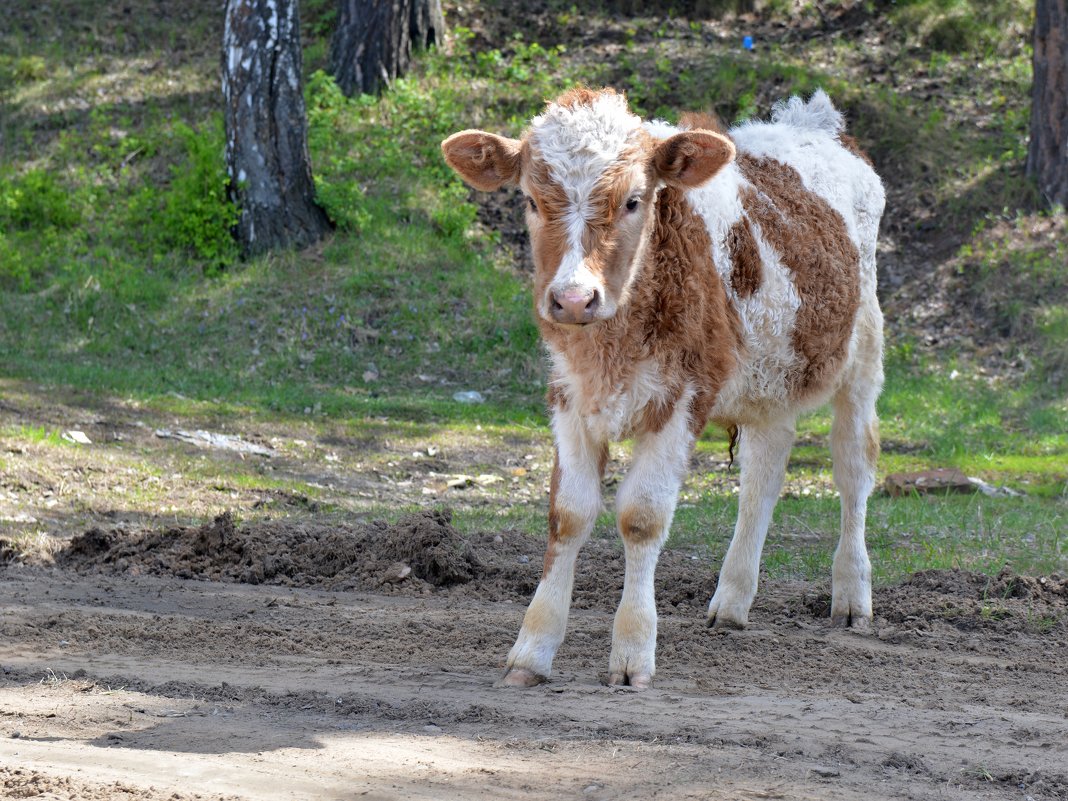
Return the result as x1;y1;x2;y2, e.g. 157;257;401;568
442;88;885;688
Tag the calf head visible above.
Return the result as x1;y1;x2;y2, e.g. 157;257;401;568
442;88;735;327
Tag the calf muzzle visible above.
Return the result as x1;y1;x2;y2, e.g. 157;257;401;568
549;287;601;325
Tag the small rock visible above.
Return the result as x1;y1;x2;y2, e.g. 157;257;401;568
493;534;503;544
381;563;411;584
62;430;91;445
518;555;529;564
883;469;975;497
452;390;484;404
11;731;20;739
967;476;1023;498
423;724;442;734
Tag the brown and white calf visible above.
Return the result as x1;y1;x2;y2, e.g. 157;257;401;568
442;87;885;688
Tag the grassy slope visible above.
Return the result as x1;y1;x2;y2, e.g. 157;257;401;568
0;0;1064;581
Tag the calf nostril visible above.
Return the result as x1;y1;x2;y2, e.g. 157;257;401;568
585;290;600;312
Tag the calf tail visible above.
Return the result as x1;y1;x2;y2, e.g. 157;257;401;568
771;89;844;135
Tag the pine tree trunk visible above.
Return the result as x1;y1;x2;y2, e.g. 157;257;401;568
223;0;333;257
1027;0;1068;208
328;0;444;97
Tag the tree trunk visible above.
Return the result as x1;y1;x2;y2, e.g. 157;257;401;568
328;0;445;97
223;0;333;257
1027;0;1068;208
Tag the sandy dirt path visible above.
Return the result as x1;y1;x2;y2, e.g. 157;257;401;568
2;520;1066;801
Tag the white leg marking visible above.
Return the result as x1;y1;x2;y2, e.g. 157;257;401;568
609;392;695;688
707;419;795;629
501;406;602;686
830;307;883;630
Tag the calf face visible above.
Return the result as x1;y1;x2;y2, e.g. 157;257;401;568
442;89;735;327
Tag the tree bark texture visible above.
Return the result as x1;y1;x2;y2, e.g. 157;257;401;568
223;0;332;257
1027;0;1068;208
328;0;445;97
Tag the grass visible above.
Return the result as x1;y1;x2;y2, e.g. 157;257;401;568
0;0;1065;582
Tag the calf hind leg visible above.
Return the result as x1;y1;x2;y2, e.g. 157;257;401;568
707;420;795;629
829;358;882;630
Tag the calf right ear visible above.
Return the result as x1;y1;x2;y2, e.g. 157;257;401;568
441;131;522;191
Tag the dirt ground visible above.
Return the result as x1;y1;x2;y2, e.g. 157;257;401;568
2;512;1066;801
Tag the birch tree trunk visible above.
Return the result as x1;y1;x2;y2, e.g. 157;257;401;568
1027;0;1068;208
223;0;333;257
328;0;445;97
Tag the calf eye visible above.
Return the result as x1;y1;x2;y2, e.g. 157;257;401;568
625;196;640;212
527;196;538;213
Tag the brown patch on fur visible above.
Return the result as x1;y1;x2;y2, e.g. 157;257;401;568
640;393;678;434
542;450;592;577
838;133;874;167
523;146;576;310
865;418;880;468
552;86;618;110
546;382;567;412
679;110;728;134
618;506;663;544
736;154;860;399
725;216;762;298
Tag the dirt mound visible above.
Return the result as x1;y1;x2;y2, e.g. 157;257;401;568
60;510;482;592
1;767;236;801
896;567;1068;603
58;511;720;611
58;518;1065;634
872;568;1068;633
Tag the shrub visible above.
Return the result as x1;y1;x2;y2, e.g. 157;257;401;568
156;119;239;271
0;169;80;231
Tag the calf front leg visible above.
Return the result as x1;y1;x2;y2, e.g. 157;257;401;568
609;398;695;688
707;420;795;629
501;407;603;687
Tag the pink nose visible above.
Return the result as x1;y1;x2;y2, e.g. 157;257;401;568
550;287;600;325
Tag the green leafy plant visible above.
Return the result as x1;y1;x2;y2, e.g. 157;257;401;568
154;119;240;271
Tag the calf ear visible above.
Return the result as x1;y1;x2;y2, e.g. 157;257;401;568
441;130;523;191
653;130;736;188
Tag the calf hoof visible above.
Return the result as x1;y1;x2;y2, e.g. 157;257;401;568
707;612;746;631
831;611;872;632
706;594;749;630
497;667;546;688
607;672;653;690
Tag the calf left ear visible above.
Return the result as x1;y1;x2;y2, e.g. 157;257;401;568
653;130;736;188
441;130;523;191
